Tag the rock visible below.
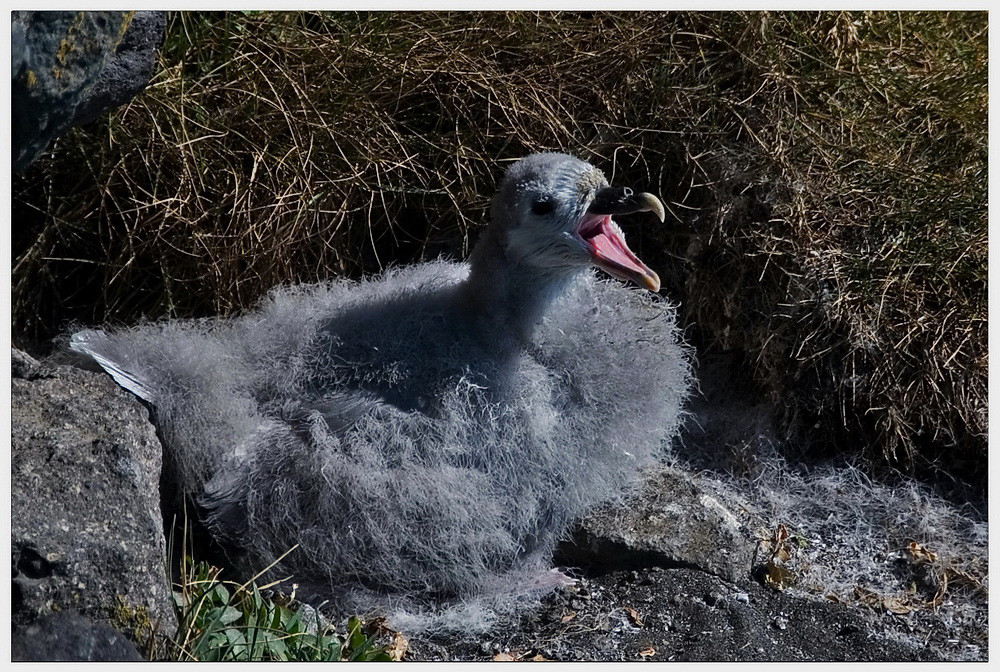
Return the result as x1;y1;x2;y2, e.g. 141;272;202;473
11;10;165;172
557;466;755;583
12;347;42;379
71;11;166;126
11;611;143;661
11;352;177;653
705;591;724;607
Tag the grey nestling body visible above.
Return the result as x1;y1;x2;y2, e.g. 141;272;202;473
71;153;692;632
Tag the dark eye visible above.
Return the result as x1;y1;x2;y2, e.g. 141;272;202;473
531;199;555;216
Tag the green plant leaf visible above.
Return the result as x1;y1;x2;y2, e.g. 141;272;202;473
198;583;225;607
267;635;290;660
225;627;247;648
347;616;365;650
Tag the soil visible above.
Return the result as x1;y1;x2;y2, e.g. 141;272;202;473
405;565;966;662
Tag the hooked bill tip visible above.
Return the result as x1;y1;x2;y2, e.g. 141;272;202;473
641;270;661;293
637;192;666;223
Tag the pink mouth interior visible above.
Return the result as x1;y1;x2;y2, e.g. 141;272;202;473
576;214;652;278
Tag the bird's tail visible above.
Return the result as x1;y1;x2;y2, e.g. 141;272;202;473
70;329;157;403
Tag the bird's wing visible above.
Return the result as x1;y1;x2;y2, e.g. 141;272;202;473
70;329;157;402
201;387;409;542
282;391;387;437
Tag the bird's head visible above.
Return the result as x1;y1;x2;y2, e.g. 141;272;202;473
489;153;665;292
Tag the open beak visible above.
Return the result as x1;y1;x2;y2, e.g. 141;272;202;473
574;187;665;292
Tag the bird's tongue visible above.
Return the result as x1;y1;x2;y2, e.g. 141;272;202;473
580;216;660;291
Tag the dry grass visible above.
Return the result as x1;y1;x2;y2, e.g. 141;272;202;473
12;11;987;483
674;12;986;476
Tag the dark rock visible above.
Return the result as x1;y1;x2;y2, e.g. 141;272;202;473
558;466;755;583
11;611;143;661
11;357;177;652
12;347;42;379
12;10;164;172
71;11;166;126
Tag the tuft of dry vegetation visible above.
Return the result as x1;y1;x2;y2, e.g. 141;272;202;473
12;11;986;483
674;12;987;480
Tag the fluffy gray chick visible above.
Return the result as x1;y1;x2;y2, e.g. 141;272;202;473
71;153;691;632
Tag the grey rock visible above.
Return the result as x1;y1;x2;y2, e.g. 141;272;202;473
72;11;166;126
12;347;42;379
11;357;177;651
559;466;755;583
12;10;164;172
11;611;143;661
12;11;128;171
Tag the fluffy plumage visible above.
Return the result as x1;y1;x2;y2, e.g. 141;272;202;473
71;153;692;631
